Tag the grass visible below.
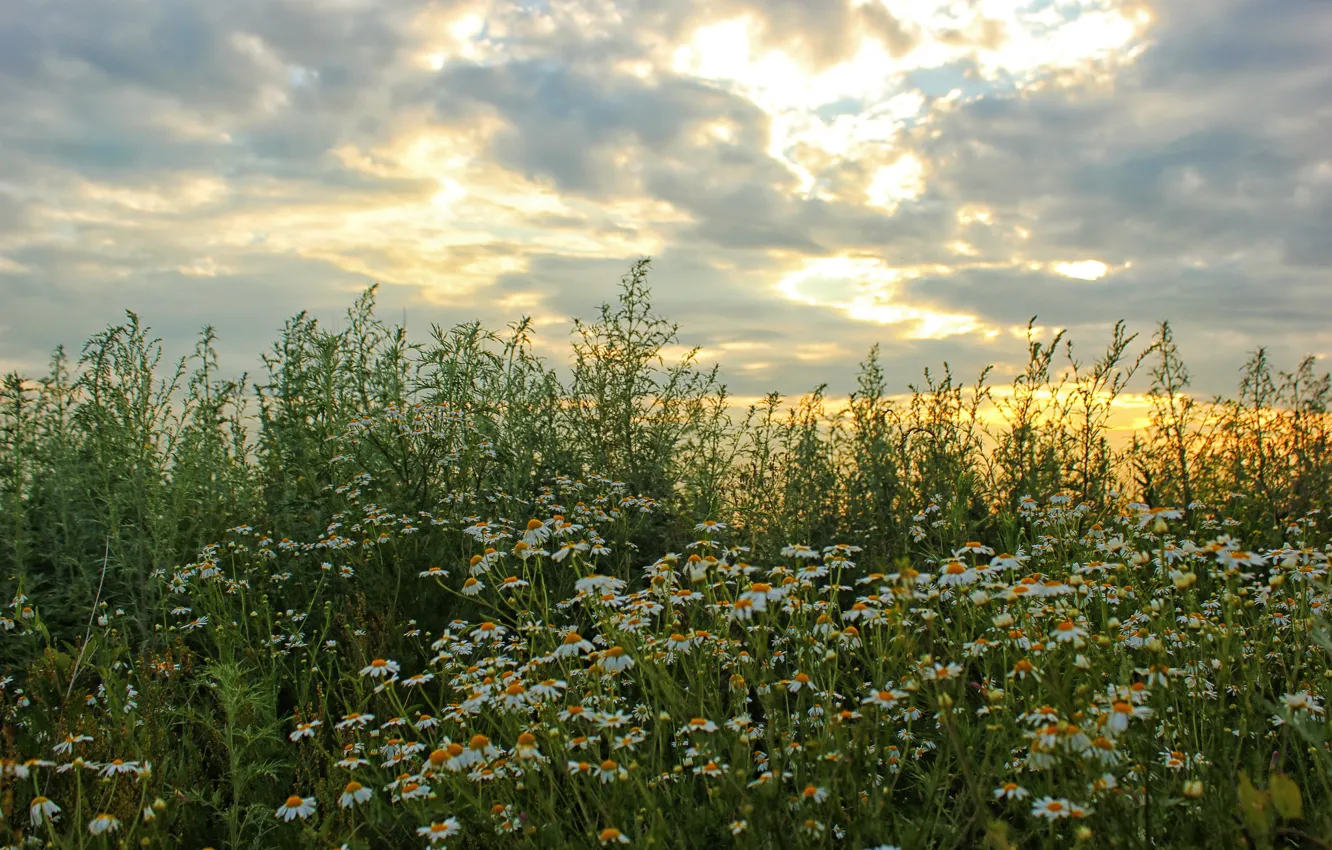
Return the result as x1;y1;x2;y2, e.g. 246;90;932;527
1;257;1331;848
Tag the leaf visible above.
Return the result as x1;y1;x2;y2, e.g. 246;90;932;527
1269;773;1303;820
1238;771;1272;845
984;819;1014;850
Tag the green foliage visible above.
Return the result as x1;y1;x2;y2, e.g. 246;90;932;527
2;258;1332;849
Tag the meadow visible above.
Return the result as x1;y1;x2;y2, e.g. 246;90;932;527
2;258;1331;848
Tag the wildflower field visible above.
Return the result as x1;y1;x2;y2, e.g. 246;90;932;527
3;260;1332;849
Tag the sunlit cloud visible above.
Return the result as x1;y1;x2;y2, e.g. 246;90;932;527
777;256;987;340
1053;260;1110;281
866;155;926;212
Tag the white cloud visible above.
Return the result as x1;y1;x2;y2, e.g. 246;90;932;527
1052;260;1109;280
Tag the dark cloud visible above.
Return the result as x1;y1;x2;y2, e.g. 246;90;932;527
722;0;919;70
420;60;774;195
858;3;921;58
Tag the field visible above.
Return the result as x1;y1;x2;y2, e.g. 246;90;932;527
2;260;1332;848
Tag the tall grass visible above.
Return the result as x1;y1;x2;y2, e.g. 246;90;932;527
0;258;1330;848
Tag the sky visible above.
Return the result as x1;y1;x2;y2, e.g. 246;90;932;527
1;0;1329;409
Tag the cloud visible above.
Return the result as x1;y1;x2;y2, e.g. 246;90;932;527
0;0;1327;406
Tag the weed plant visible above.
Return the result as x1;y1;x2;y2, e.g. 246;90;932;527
1;259;1331;848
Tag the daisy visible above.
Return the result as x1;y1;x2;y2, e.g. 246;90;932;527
599;827;631;845
463;767;500;788
788;672;813;693
338;781;373;808
425;742;459;771
514;732;544;761
600;647;635;673
841;602;880;623
612;729;647;751
1084;736;1124;766
99;759;144;777
1051;620;1086;644
359;658;400;679
336;712;375;730
729;598;759;621
596;759;628;783
576;574;626;595
530;678;567;700
461;734;501;767
994;782;1029;800
665;633;694;652
1160;748;1190;770
800;784;829;803
418;817;462;844
554;631;595;659
1031;796;1073;820
399;780;433;800
500;681;529;709
1104;700;1153;735
29;796;60;826
954;541;994;557
88;814;120;835
813;614;838;637
782;544;821;560
682;717;718;734
53;734;93;755
796;563;829;581
694;760;727;777
1136;506;1182;529
742;582;784;604
522;518;552;546
923;662;963;681
275;795;317;821
547;540;573;562
470;622;508;642
862;688;908;710
560;705;592;723
1283;691;1325;715
936;560;978;587
289;720;322;741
